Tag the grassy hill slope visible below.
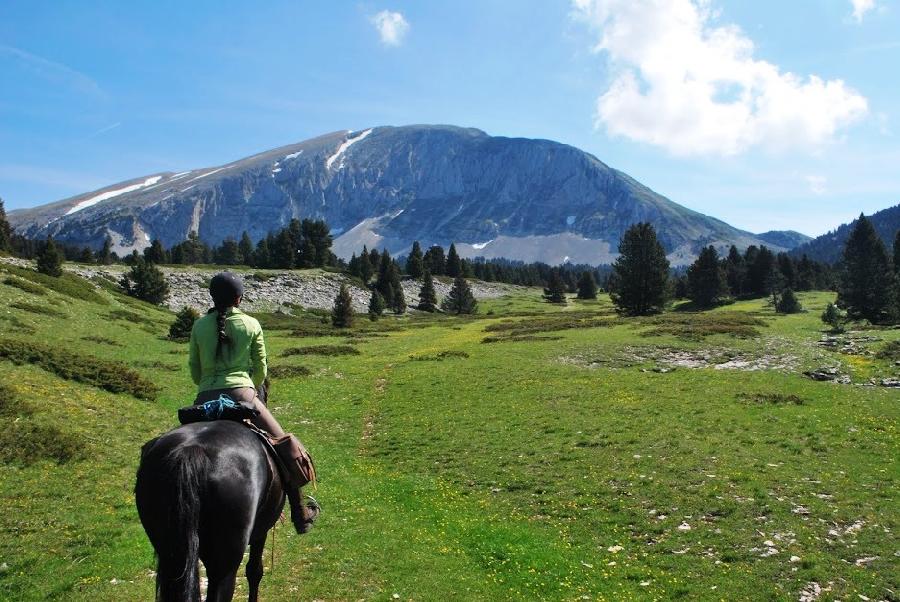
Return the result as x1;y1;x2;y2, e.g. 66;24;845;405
0;263;897;600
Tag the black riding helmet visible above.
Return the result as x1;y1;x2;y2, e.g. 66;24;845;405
209;272;244;309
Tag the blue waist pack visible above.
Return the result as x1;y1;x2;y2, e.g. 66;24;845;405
177;394;260;425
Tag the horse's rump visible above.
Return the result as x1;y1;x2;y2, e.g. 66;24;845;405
135;421;284;601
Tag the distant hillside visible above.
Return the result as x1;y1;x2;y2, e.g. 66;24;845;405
755;230;811;250
8;124;786;266
791;204;900;263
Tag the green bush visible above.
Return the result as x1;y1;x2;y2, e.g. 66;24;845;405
0;338;160;399
268;365;312;378
776;288;802;314
120;258;170;304
10;301;66;317
169;306;200;341
0;264;106;304
0;420;86;465
3;276;46;295
281;345;360;357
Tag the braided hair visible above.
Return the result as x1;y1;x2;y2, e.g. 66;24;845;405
208;272;244;358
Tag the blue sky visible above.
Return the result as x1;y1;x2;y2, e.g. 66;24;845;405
0;0;897;236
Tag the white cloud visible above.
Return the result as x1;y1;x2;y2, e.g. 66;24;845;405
371;10;410;47
572;0;869;156
0;44;104;98
805;175;827;195
850;0;875;22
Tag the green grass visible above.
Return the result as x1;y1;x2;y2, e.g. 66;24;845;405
0;271;896;601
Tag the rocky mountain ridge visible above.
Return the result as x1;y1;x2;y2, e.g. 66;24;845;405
10;124;792;266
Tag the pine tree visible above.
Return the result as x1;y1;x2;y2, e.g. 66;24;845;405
576;270;598;300
406;241;424;278
359;246;374;283
542;269;567;303
120;257;170;304
0;198;12;253
169;306;200;341
724;245;745;296
417;269;438;312
368;290;385;321
894;230;900;279
253;237;271;268
375;250;394;307
331;284;354;328
98;235;113;265
610;223;670;316
239;231;254;266
272;229;295;269
441;275;477;315
78;247;94;264
144;239;168;264
821;302;845;333
687;246;728;307
36;236;64;277
776;288;802;314
796;254;816;291
446;243;462;277
389;263;406;314
423;245;446;275
837;214;898;323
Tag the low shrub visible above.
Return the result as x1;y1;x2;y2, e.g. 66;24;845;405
0;383;85;465
3;276;46;295
0;264;107;304
281;345;360;357
875;340;900;361
10;301;66;317
737;392;804;405
638;312;766;340
107;309;158;326
482;312;619;340
268;365;312;379
0;338;160;399
482;335;565;343
80;335;124;347
169;306;200;341
409;350;470;361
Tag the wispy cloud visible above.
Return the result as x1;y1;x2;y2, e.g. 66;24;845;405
371;10;410;46
86;122;122;139
0;44;104;98
572;0;869;156
850;0;876;23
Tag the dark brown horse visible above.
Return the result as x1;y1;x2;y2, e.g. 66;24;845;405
135;420;285;601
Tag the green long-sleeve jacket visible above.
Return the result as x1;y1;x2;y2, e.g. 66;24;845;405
189;307;267;391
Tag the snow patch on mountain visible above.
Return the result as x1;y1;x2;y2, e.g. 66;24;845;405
326;129;373;170
65;176;163;216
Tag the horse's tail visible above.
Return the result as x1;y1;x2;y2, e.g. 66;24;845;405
155;444;209;602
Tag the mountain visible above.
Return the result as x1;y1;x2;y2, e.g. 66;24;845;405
755;230;811;250
8;125;787;266
790;204;900;264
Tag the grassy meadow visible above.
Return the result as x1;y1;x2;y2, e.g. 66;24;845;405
0;262;897;601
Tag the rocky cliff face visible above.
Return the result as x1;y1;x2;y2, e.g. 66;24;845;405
9;125;785;265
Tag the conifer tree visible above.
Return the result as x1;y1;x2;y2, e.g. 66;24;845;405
120;256;169;304
423;245;446;275
576;270;598;300
36;236;64;277
796;254;816;291
417;269;438;312
359;246;374;283
98;235;113;265
610;222;670;315
78;247;94;264
687;246;728;307
0;198;12;253
368;290;385;321
169;306;200;341
893;230;900;279
375;250;394;307
272;229;295;269
724;245;745;296
368;247;381;274
821;302;845;333
837;214;897;323
389;262;406;314
776;288;802;314
441;275;477;315
144;239;168;264
239;232;254;265
446;243;462;277
542;269;567;303
253;237;271;268
331;284;354;328
406;241;424;278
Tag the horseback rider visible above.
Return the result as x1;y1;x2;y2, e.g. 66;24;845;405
189;271;319;533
